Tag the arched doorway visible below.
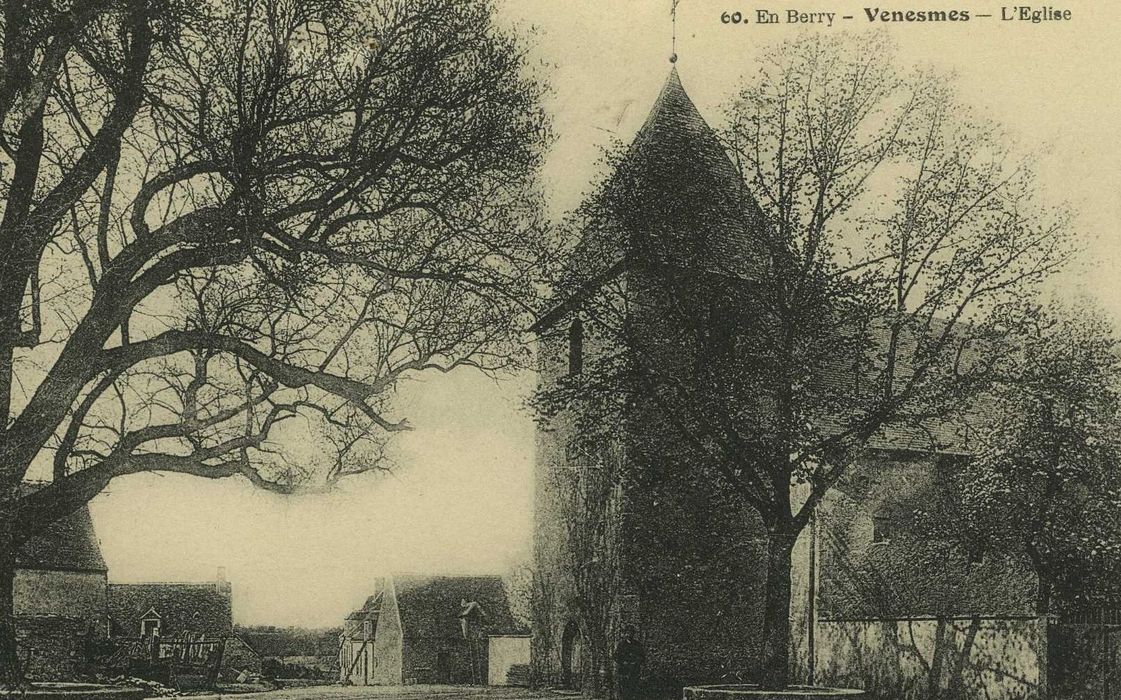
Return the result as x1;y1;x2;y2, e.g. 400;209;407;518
560;619;583;690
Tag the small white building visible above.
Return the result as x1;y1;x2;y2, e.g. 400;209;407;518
487;634;531;686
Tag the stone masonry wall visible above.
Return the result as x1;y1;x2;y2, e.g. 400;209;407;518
16;615;94;681
621;267;769;694
532;277;630;691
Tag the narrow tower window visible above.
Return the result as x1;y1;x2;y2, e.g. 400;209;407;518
872;514;893;544
707;295;737;359
568;318;584;375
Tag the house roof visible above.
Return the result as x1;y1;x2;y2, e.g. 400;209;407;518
236;627;341;658
554;68;766;308
804;317;994;456
344;592;381;621
393;575;524;639
108;582;232;639
16;500;107;573
817;464;1039;618
225;634;263;660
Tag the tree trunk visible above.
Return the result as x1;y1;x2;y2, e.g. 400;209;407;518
0;498;22;689
760;528;798;690
1025;542;1052;613
927;618;946;700
1035;578;1052;615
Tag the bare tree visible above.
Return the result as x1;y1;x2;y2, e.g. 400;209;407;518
0;0;549;685
535;34;1070;690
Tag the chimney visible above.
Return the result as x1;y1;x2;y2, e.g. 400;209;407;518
216;566;231;597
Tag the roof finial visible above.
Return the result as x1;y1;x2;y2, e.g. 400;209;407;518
670;0;680;64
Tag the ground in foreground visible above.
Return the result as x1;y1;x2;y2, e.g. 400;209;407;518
186;685;559;700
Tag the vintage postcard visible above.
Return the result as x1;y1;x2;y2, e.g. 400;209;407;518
0;1;1117;699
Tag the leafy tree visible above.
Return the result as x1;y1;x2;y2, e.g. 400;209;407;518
0;0;548;685
956;306;1121;612
535;34;1070;690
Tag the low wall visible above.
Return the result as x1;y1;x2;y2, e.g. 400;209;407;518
488;635;531;686
16;616;93;681
810;616;1047;700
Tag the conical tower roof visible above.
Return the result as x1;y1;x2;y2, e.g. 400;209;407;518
563;67;765;289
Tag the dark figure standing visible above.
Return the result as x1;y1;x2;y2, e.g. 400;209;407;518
614;624;645;700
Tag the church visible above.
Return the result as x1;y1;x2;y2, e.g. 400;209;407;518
530;66;1047;699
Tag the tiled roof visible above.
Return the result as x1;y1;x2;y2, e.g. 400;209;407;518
394;575;524;639
16;500;106;573
108;582;232;639
561;68;766;293
817;464;1038;618
344;593;381;623
806;319;991;456
534;68;990;460
236;627;341;658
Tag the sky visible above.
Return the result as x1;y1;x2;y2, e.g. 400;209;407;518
90;0;1121;628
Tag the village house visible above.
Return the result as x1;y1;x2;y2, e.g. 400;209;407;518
531;66;1048;699
10;486;258;684
339;575;525;686
106;570;263;684
108;571;233;641
13;501;109;680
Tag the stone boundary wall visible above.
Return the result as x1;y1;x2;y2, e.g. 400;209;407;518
808;615;1047;700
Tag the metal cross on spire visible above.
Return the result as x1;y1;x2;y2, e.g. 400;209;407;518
670;0;681;63
668;0;677;62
